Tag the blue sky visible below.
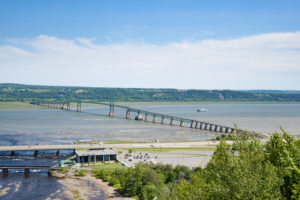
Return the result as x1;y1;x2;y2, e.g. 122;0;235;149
1;0;300;89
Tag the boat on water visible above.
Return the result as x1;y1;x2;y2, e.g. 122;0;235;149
197;107;208;112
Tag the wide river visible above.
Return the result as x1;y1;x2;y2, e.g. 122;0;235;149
0;103;300;199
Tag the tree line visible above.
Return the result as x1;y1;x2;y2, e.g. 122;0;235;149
1;83;300;102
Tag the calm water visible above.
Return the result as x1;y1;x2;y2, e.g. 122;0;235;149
0;103;300;199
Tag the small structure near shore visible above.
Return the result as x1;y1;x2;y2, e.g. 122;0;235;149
75;149;117;165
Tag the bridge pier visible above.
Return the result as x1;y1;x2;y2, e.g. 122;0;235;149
24;168;30;175
209;124;214;131
198;122;203;129
195;121;200;129
219;127;224;133
34;150;38;157
161;117;166;124
135;112;143;120
225;127;229;133
76;102;81;112
109;111;115;117
10;151;15;156
66;103;71;111
190;120;195;128
56;150;59;157
152;115;157;123
180;121;184;127
214;125;219;132
2;168;8;175
203;123;208;130
145;114;150;122
126;110;131;119
170;118;175;126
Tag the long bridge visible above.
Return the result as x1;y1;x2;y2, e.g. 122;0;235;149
0;144;106;157
0;165;58;175
32;101;241;134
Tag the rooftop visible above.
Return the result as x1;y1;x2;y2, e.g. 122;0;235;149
75;149;117;156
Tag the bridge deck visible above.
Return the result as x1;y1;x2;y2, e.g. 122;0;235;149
0;166;55;169
95;102;234;129
0;144;104;152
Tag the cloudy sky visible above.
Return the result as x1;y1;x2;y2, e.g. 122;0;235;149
1;0;300;89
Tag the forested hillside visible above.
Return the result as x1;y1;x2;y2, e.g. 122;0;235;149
1;83;300;102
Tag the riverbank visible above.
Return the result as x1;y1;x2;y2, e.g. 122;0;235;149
51;170;134;200
0;102;40;110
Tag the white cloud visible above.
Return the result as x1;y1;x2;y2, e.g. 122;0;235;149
0;32;300;89
0;45;33;59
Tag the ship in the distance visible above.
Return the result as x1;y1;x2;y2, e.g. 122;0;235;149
197;107;208;112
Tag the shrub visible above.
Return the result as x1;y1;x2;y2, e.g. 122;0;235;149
74;170;86;177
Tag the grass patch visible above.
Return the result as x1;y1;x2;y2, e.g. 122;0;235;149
75;148;89;151
0;102;40;110
90;163;122;171
57;166;70;174
74;170;86;177
72;190;81;199
122;147;216;152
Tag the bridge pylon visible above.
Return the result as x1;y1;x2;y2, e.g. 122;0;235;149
77;102;82;112
109;100;115;117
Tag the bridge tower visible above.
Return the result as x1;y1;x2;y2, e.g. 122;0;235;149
66;103;71;111
109;100;115;117
170;118;175;126
126;109;131;119
77;102;81;112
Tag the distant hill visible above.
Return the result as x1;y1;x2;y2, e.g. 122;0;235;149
0;83;300;102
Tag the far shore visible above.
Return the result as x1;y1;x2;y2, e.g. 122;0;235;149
1;101;300;110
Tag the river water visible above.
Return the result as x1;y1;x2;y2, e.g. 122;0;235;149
0;103;300;199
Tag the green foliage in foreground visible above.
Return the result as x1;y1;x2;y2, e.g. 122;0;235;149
93;130;299;200
93;163;196;200
172;130;300;200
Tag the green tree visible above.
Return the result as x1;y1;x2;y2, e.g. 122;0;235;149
141;184;159;200
267;129;300;199
172;132;284;199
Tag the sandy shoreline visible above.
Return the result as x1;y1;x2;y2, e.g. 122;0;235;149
53;172;134;200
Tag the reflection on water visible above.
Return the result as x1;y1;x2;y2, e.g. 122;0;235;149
0;174;65;200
